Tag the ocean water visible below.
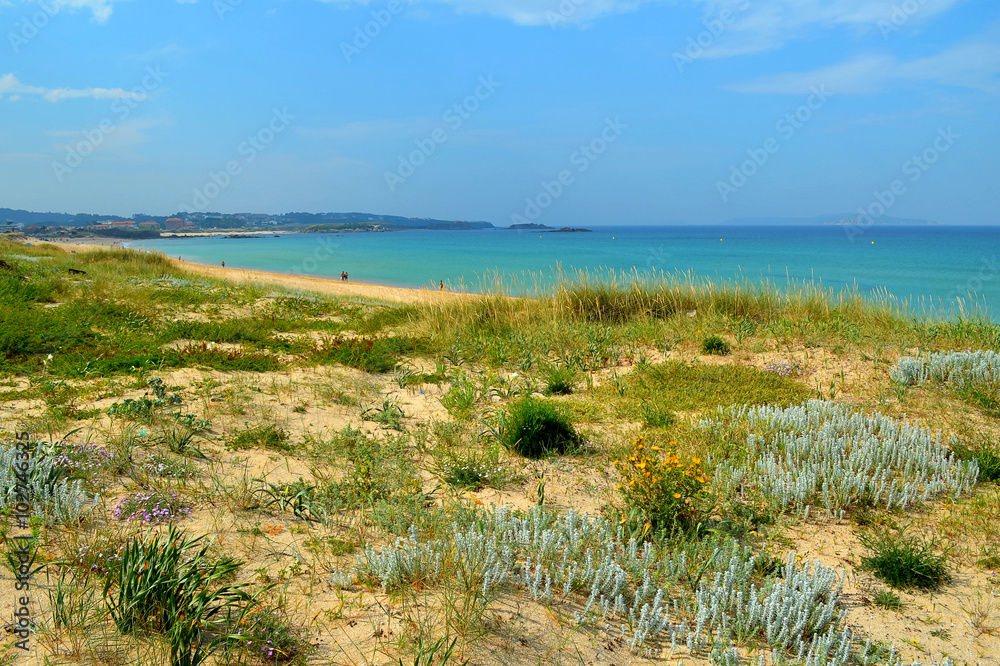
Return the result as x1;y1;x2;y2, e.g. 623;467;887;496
129;225;1000;317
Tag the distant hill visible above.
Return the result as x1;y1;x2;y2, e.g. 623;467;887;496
0;208;121;226
724;214;942;226
0;207;494;230
276;212;493;230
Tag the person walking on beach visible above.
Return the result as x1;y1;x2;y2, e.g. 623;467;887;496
340;271;347;281
439;280;444;291
221;261;225;268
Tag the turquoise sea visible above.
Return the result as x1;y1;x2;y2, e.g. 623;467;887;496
129;225;1000;318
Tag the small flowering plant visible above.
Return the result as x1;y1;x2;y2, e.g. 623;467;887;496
51;442;113;478
435;449;508;491
763;361;806;377
231;607;310;664
112;491;191;524
613;437;710;531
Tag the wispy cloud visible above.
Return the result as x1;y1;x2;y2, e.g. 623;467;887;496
318;0;660;26
727;28;1000;95
48;116;172;158
0;73;146;102
691;0;965;58
318;0;963;31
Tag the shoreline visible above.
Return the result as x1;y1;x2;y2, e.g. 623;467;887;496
30;237;471;305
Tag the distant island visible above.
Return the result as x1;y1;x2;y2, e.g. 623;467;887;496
0;208;494;239
507;223;551;230
505;224;591;232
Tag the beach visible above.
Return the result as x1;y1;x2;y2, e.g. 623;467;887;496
34;237;469;305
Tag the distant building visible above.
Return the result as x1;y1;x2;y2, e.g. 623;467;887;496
165;217;192;230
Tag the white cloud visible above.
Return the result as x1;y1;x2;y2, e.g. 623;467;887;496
49;116;171;158
691;0;966;58
727;29;1000;94
319;0;660;26
320;0;964;31
10;0;195;24
0;74;146;102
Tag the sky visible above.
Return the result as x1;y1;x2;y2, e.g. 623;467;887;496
1;0;998;226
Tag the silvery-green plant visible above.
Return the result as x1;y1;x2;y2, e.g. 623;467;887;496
0;444;98;524
890;350;1000;390
700;400;978;516
343;507;862;662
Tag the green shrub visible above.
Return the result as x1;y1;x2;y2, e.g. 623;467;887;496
640;404;676;429
613;436;710;532
104;526;253;666
700;335;731;355
497;398;582;458
228;424;291;452
543;365;578;396
872;589;903;611
362;397;406;430
441;378;478;420
859;527;949;591
954;440;1000;483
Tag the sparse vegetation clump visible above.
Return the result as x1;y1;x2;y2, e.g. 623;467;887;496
700;334;731;355
612;436;710;532
496;397;582;458
228;424;291;452
860;526;950;591
542;364;578;395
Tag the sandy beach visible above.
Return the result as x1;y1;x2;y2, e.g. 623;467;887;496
32;237;469;305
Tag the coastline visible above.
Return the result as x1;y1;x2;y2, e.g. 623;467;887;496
30;237;470;305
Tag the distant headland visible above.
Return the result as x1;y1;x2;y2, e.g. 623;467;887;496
1;206;948;241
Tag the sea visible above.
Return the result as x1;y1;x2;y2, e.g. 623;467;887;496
128;225;1000;319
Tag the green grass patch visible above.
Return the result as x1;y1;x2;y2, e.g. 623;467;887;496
307;336;428;373
700;335;731;355
497;398;582;459
872;589;903;611
597;361;810;419
542;364;578;396
859;527;950;591
228;424;292;452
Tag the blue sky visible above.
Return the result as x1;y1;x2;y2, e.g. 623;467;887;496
1;0;998;225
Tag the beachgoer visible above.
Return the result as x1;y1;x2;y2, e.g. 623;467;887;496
439;280;444;290
221;261;225;268
344;272;348;281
